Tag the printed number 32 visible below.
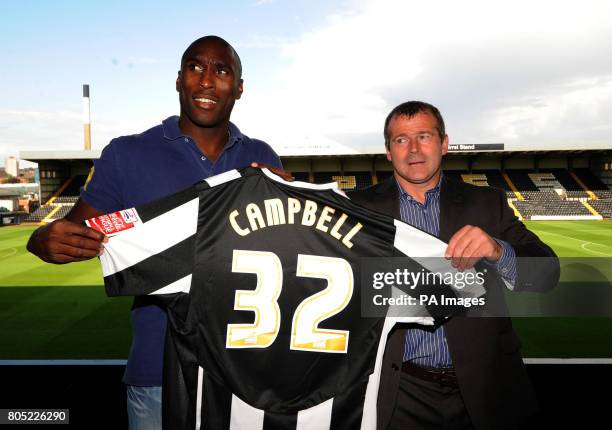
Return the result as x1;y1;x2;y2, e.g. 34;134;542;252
226;250;354;354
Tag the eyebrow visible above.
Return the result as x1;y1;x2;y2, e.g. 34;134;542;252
394;130;434;136
187;56;233;68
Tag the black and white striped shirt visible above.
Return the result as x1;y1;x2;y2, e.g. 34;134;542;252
88;167;483;429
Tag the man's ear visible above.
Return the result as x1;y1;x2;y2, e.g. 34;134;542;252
441;135;449;156
176;71;181;92
236;79;244;100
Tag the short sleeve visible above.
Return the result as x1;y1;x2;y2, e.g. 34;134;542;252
81;139;124;213
253;139;283;169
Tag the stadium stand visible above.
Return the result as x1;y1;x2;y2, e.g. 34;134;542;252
595;190;612;199
53;196;80;204
313;172;337;184
292;172;310;183
573;168;608;191
506;170;539;192
60;175;88;196
550;169;582;191
24;205;54;222
443;170;463;183
519;191;562;201
377;171;393;182
312;171;372;190
346;171;373;189
528;172;563;191
331;175;357;189
20;165;611;222
461;173;489;187
590;199;612;219
481;170;511;192
513;200;593;218
24;175;87;223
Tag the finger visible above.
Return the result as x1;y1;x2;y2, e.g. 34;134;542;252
50;253;96;264
450;234;473;269
459;235;493;269
54;220;106;242
64;234;106;252
66;223;105;242
467;227;498;260
457;244;480;271
53;243;101;260
445;225;473;258
77;224;106;242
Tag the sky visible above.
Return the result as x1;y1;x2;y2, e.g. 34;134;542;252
1;0;611;167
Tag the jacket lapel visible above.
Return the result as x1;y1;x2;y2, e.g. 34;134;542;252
439;176;465;242
373;177;401;219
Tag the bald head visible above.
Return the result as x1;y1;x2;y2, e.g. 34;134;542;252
181;35;242;79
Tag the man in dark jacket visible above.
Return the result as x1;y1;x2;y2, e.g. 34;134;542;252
349;101;559;430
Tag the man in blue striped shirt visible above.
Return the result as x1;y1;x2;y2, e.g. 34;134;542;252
350;101;559;430
397;175;517;370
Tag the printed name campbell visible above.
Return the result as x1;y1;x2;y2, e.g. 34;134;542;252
228;197;363;248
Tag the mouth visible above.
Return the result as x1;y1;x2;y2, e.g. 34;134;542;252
193;95;218;109
408;160;425;166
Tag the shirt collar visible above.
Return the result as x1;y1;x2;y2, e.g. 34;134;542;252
396;173;443;202
162;115;243;149
225;121;243;150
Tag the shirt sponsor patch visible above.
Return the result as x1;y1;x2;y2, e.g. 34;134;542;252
86;209;141;236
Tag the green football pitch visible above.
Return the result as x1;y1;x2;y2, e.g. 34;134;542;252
1;221;611;359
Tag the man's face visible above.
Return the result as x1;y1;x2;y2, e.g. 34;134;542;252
386;111;448;189
176;39;243;129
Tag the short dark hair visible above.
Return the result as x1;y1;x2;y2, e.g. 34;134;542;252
384;101;445;148
180;35;243;79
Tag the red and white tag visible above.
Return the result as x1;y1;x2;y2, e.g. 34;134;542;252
86;208;141;236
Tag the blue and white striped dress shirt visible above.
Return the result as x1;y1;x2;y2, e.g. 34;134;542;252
396;176;517;367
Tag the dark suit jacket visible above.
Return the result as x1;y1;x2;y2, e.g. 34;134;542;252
349;176;560;430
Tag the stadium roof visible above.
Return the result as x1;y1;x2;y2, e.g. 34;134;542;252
0;183;39;197
19;148;609;164
20;150;101;163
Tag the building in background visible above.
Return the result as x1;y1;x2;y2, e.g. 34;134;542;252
5;157;19;177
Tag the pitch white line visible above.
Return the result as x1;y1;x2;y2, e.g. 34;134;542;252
536;230;612;256
580;242;612;256
575;229;612;233
0;247;17;260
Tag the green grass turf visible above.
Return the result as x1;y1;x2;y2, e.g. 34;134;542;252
0;222;611;359
0;226;132;358
511;221;612;357
0;226;104;286
524;220;612;258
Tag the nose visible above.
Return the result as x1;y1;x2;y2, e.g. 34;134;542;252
408;138;419;153
199;67;215;88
